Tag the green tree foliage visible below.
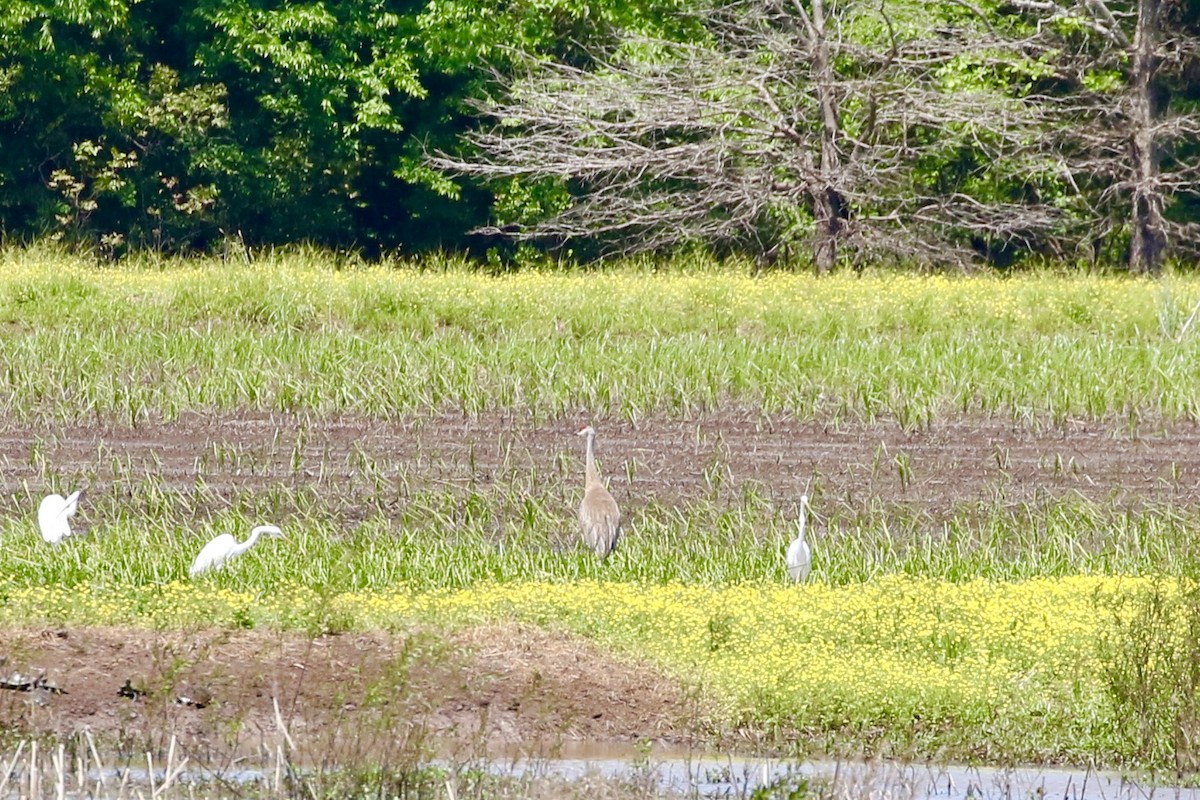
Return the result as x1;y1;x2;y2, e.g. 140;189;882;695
0;0;132;241
188;0;426;248
0;0;686;255
0;0;1196;265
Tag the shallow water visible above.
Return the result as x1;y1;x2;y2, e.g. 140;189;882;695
6;741;1196;799
480;744;1197;800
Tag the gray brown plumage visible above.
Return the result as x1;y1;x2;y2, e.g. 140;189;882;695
577;425;621;558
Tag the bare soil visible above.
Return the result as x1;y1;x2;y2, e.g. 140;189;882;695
2;409;1200;752
0;624;701;759
1;410;1198;518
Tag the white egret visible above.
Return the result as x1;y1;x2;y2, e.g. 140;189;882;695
189;524;284;577
577;425;621;558
38;490;84;544
786;494;812;582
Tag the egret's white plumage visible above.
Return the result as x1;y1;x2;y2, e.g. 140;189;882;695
38;490;83;544
786;494;812;582
577;425;620;558
189;524;284;577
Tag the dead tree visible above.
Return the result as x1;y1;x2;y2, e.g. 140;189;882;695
435;0;1070;271
793;0;845;273
1129;0;1169;273
1014;0;1200;274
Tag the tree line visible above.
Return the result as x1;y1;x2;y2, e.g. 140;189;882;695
2;0;1198;272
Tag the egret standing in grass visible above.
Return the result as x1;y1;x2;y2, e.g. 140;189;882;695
577;425;621;559
38;490;84;544
786;495;812;582
189;524;284;577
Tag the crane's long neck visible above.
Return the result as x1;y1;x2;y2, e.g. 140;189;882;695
584;432;600;486
232;528;264;558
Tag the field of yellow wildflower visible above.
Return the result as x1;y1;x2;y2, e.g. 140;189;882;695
2;248;1200;769
0;575;1192;766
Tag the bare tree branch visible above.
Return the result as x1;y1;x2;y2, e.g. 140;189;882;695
437;0;1198;269
1016;0;1200;273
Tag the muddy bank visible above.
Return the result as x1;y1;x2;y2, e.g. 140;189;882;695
0;624;704;759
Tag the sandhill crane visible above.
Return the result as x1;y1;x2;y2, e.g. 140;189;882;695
190;524;284;577
786;495;812;582
38;490;84;544
577;425;621;558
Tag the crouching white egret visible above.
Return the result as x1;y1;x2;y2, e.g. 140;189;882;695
189;524;284;577
39;490;84;544
786;495;812;582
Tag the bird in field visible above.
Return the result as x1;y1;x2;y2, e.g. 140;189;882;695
175;683;213;709
38;489;84;544
786;494;812;582
577;425;621;558
189;524;284;577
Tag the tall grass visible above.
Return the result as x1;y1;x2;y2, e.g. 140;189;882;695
1;247;1198;588
1;479;1197;591
1;247;1199;425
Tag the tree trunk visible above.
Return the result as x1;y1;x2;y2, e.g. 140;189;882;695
812;187;845;274
1128;0;1166;275
809;0;845;273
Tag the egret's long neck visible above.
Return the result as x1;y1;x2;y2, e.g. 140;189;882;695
797;498;808;542
584;433;600;485
232;528;263;558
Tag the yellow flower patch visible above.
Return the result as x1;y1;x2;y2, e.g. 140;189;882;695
0;575;1159;732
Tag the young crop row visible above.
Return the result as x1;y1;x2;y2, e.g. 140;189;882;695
0;575;1188;768
1;249;1200;424
2;493;1199;590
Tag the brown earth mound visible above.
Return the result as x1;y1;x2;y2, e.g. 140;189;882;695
0;624;703;763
